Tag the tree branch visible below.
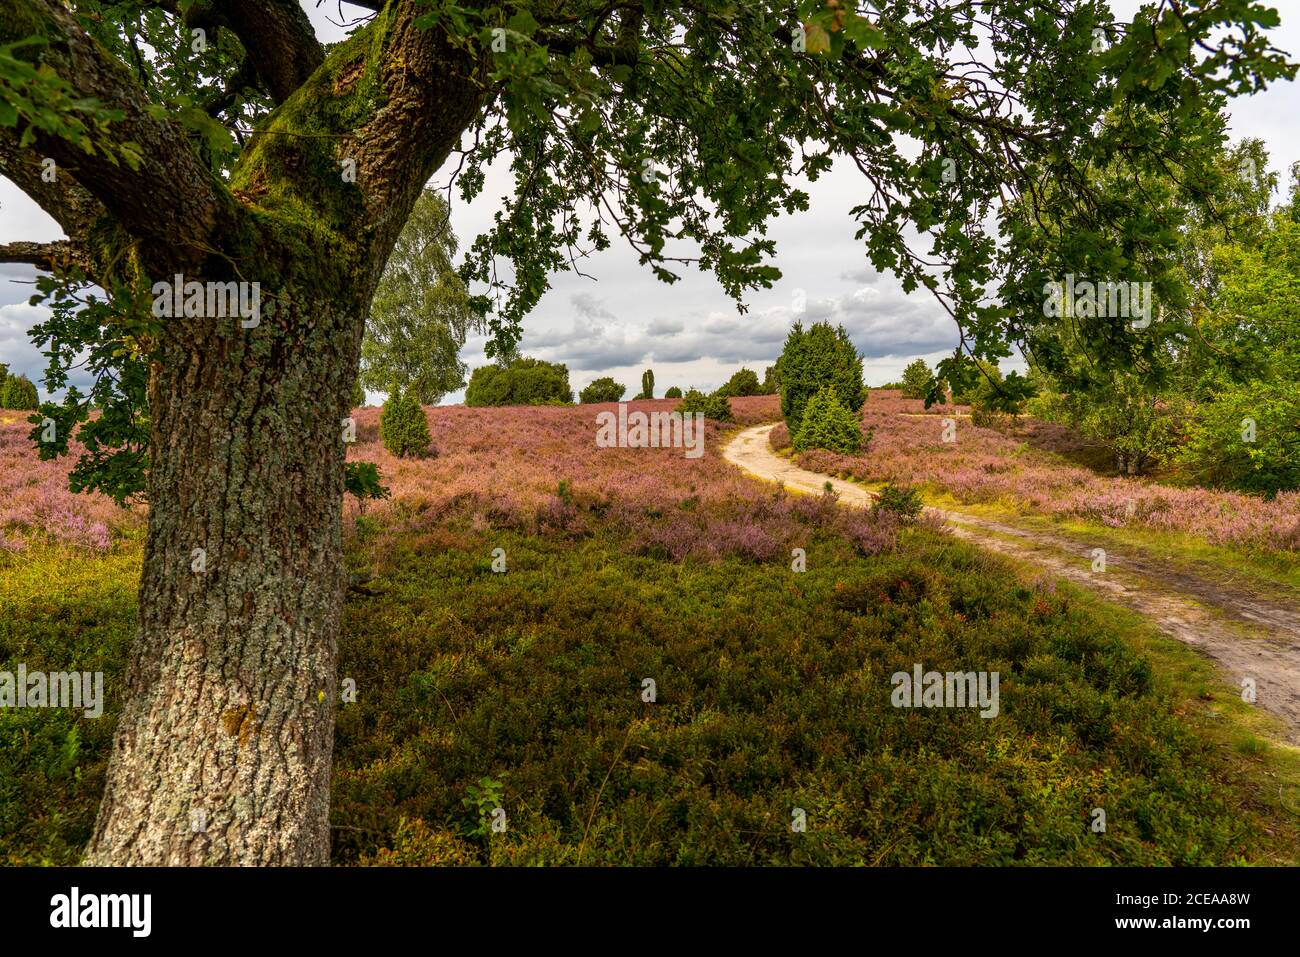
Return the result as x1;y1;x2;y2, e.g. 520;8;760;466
539;32;639;67
215;0;325;104
202;56;260;118
228;0;488;283
2;0;240;271
0;239;88;272
347;1;490;270
0;126;105;241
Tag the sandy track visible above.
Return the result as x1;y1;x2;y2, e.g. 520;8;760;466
723;423;1300;745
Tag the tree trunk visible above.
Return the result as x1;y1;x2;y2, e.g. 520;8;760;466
84;278;365;865
41;0;490;864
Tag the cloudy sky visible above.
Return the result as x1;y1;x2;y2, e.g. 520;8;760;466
2;1;1297;402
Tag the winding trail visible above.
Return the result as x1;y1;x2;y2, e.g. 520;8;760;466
724;423;1300;745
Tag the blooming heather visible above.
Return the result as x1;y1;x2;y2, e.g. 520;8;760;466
338;394;899;561
343;396;780;525
0;416;132;552
6;391;1296;558
791;391;1300;555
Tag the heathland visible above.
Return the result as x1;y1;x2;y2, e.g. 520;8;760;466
2;394;1297;865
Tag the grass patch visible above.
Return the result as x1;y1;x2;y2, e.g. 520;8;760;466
332;514;1299;865
921;491;1300;595
0;546;140;865
3;512;1297;866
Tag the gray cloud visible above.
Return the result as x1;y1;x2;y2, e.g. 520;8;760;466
840;266;885;285
0;301;61;398
548;338;648;372
570;291;616;321
645;316;684;336
0;264;40;286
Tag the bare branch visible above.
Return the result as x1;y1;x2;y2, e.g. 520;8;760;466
0;239;87;272
216;0;325;104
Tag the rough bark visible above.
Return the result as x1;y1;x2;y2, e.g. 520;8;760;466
2;0;488;865
1;1;238;273
3;0;492;864
84;280;362;865
0;127;104;241
0;239;88;271
216;0;325;105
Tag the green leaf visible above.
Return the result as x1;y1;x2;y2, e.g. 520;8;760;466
506;8;539;36
804;23;831;55
844;16;886;49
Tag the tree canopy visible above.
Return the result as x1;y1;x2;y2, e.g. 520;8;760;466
716;367;762;397
779;320;866;432
465;356;574;405
579;375;626;403
361;188;479;404
5;1;1293;498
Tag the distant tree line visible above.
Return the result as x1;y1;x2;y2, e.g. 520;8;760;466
466;357;574;407
878;143;1300;493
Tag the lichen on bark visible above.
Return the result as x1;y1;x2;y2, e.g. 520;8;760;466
7;0;487;865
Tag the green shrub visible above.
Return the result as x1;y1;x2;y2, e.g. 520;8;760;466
578;377;626;404
778;321;865;433
634;368;655;400
664;386;683;399
6;488;1295;866
762;363;780;394
968;364;1008;428
465;357;573;406
359;818;480;866
0;374;39;410
344;461;391;514
715;367;762;398
951;359;1030;412
966;362;1036;430
1167;216;1300;495
900;359;932;400
322;517;1285;866
872;482;924;522
792;386;863;453
380;389;433;458
1177;384;1300;495
675;388;733;422
1029;373;1186;477
969;363;1005;410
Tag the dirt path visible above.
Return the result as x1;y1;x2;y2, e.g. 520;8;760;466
724;423;1300;745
